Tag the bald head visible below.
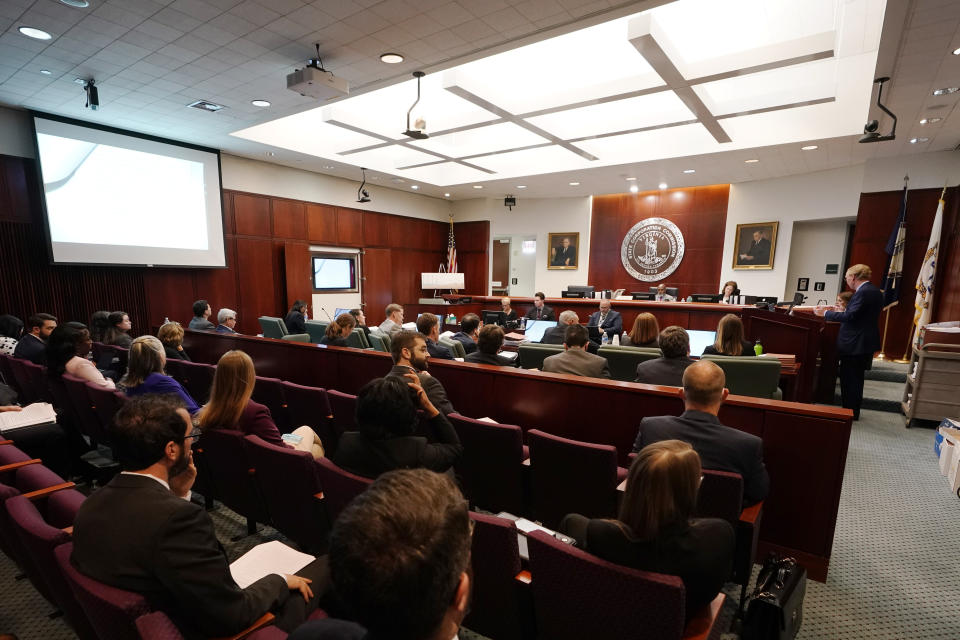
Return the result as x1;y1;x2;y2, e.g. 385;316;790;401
681;361;728;412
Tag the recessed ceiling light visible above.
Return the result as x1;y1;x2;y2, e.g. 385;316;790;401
920;117;942;124
444;193;450;197
411;185;419;190
380;53;404;64
658;182;667;189
59;0;90;6
251;99;270;107
39;69;52;75
801;145;818;150
932;87;959;96
625;177;637;181
629;185;639;193
187;99;225;112
322;165;334;169
516;185;527;189
569;181;580;186
265;151;276;157
744;158;760;163
473;185;483;189
909;137;929;144
19;26;52;40
682;169;696;174
954;47;960;56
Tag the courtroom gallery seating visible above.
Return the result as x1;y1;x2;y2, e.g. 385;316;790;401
598;345;662;381
304;320;328;343
280;381;335;446
701;354;782;400
465;512;528;640
252;375;292;433
258;316;288;339
194;428;271;536
449;413;527;515
313;456;373;525
366;331;388;352
345;327;369;349
517;343;563;369
440;335;467;358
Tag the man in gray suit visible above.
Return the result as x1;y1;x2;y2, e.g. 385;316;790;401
634;325;694;386
378;303;405;337
633;360;769;505
386;330;455;415
542;324;610;379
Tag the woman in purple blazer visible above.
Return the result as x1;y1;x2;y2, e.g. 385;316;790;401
196;350;324;459
121;336;198;413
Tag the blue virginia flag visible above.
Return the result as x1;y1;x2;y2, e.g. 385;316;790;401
882;185;907;310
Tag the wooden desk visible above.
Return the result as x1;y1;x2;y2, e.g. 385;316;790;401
183;329;852;582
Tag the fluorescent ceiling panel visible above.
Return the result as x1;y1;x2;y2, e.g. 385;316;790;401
233;118;383;156
526;91;695;140
396;162;496;185
408;122;550;158
472;145;596;178
694;58;838;116
337;145;441;171
575;123;721;165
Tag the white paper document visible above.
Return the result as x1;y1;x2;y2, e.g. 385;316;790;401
229;540;314;589
0;403;57;432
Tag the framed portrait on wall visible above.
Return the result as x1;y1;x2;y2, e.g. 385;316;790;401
548;232;579;270
732;222;778;270
797;277;809;291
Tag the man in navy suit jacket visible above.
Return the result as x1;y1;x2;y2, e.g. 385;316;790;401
817;263;883;420
587;299;622;340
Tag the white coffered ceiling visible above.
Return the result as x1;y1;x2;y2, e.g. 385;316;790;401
1;0;959;199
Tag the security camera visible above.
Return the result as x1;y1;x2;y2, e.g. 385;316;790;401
358;189;370;203
863;120;879;134
858;78;896;144
83;79;99;110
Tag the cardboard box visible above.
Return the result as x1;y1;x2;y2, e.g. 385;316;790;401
940;440;955;476
950;451;960;494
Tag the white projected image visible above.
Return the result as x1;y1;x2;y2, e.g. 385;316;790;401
314;258;352;289
38;133;208;250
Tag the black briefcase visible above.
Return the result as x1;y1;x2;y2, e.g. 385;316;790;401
741;554;807;640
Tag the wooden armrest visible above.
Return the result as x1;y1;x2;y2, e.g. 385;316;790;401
682;593;725;640
0;459;41;473
22;482;75;500
522;458;530;466
739;501;763;525
515;570;531;584
313;492;324;501
210;612;276;640
616;478;627;492
62;526;74;535
0;440;13;445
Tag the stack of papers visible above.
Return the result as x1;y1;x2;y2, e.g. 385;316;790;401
0;403;57;432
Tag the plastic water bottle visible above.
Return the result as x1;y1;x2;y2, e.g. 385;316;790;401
612;333;620;346
754;338;763;355
163;317;170;326
601;333;609;346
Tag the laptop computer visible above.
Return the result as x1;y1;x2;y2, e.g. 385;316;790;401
687;330;717;357
524;320;557;343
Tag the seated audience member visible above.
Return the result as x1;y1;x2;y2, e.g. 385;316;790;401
560;440;734;619
387;330;454;415
332;376;462;478
633;360;769;505
542;310;599;354
377;303;405;337
450;313;480;355
542;324;611;379
89;310;111;343
836;291;853;311
634;326;693;386
500;297;519;329
720;281;739;304
71;395;324;637
13;313;57;365
188;300;215;331
47;324;115;389
349;308;370;337
285;300;308;334
197;350;324;459
416;313;454;360
321;313;357;347
0;315;23;356
289;469;471;640
103;311;133;348
465;325;516;367
588;299;623;340
524;291;556;321
702;314;754;357
158;321;191;361
621;312;660;348
654;283;676;302
216;308;240;334
121;336;199;414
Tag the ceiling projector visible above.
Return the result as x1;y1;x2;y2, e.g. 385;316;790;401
286;65;349;100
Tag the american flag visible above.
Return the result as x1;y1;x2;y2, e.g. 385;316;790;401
446;217;457;273
882;184;908;310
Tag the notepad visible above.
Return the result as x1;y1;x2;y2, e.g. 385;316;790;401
0;403;57;432
229;540;314;589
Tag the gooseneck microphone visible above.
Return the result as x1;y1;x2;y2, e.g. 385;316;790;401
321;307;333;321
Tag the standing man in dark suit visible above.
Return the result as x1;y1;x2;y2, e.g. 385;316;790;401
386;330;455;415
450;313;480;355
13;313;56;365
633;360;769;505
416;313;453;360
524;292;556;321
815;263;883;420
71;395;324;637
587;299;622;340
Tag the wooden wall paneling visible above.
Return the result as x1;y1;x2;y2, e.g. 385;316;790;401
0;155;36;223
271;199;305;239
336;207;364;246
271;240;288;316
458;252;488;295
362;211;390;247
221;192;236;235
235;237;278;333
362;248;393;321
454;221;490;252
934;188;960;323
392;250;444;306
305;203;337;244
143;269;198;328
284;241;312;311
193;237;239;323
233;192;272;237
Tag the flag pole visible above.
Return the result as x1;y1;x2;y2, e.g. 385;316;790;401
897;323;915;363
876;309;892;360
878;174;909;360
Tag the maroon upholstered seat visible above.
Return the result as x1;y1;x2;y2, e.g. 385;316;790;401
449;413;527;514
527;429;626;529
281;382;337;454
465;512;528;640
252;376;291;434
20;359;51;403
314;457;371;525
326;390;357;439
0;353;20;394
62;374;109;444
8;357;40;405
176;360;216;405
85;383;126;440
195;428;270;535
135;610;289;640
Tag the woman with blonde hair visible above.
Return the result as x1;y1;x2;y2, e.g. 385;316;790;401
121;335;198;413
157;321;191;361
560;440;733;618
197;350;324;459
621;312;660;348
320;313;357;347
702;313;754;356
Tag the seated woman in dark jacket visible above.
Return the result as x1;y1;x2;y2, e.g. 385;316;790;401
333;374;463;479
103;311;133;348
320;313;356;347
284;300;308;334
621;312;660;348
121;336;198;413
158;321;191;361
560;440;734;619
702;313;754;356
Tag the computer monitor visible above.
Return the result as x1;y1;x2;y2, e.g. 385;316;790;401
755;296;779;304
691;294;722;303
687;330;717;357
333;307;352;318
482;310;506;326
631;292;655;300
561;290;586;298
524;320;557;343
567;285;595;296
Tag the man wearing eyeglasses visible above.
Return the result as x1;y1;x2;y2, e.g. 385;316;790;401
71;395;325;636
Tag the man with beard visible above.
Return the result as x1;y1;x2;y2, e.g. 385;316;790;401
386;330;454;416
71;395;325;637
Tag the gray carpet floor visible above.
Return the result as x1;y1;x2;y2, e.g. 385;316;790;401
2;399;957;639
